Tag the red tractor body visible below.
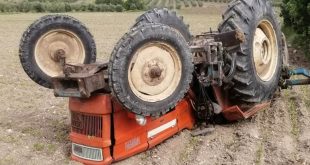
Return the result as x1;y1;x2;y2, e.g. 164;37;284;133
69;95;195;165
68;89;271;164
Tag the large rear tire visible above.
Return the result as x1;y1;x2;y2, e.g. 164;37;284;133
109;23;193;116
19;15;96;88
133;8;191;41
219;0;283;103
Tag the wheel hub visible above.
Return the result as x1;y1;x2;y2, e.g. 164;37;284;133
128;42;182;102
142;59;166;86
149;66;162;79
34;29;85;77
253;20;278;81
254;29;271;66
52;49;66;62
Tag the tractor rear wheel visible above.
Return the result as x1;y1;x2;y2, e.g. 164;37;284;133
109;23;193;116
219;0;283;103
133;8;191;41
19;15;96;88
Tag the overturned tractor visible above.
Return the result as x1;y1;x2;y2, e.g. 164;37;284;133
18;0;307;164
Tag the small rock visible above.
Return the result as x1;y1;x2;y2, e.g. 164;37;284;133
6;129;13;133
234;131;243;137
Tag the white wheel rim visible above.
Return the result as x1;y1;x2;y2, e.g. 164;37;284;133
34;29;85;77
253;20;278;81
128;42;182;102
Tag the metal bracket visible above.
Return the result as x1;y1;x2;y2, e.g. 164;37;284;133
214;30;245;47
190;30;243;87
52;63;110;98
281;68;310;88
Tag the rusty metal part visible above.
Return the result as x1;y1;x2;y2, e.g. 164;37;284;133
50;30;244;99
149;66;162;79
190;30;245;88
53;49;66;62
52;63;109;98
222;102;271;121
212;86;271;121
214;30;245;47
190;32;225;86
141;59;166;86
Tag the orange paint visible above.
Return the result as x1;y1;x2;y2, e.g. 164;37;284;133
69;95;195;165
69;95;113;165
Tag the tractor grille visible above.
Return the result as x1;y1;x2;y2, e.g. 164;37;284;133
72;143;103;161
71;112;103;138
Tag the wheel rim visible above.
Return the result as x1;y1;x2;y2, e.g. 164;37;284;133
253;20;278;82
128;42;182;102
34;29;85;77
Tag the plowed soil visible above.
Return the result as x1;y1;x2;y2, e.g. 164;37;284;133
0;3;309;165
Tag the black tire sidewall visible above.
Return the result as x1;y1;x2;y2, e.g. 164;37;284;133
110;24;193;116
133;8;191;41
219;0;283;103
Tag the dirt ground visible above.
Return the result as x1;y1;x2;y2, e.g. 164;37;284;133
0;3;309;165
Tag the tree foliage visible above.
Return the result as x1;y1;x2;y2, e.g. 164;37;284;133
95;0;124;5
281;0;310;36
124;0;145;10
0;0;145;12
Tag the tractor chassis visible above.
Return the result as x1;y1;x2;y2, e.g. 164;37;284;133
52;30;245;99
48;29;277;165
45;28;308;165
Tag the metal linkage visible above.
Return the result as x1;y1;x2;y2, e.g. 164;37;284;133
281;68;310;88
189;30;245;126
52;63;110;98
290;68;310;78
51;30;245;98
191;32;224;86
190;30;245;87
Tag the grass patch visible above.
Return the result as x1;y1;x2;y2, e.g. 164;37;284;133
47;143;57;154
299;86;310;109
33;143;45;151
254;143;264;165
283;90;300;137
0;156;15;165
287;98;299;137
21;127;42;137
178;136;200;163
50;120;69;143
0;135;18;143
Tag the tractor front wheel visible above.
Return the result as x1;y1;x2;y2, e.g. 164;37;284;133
109;23;193;116
19;15;96;88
